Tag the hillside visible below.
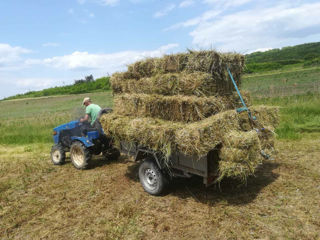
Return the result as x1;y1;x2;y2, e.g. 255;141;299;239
3;76;111;101
245;42;320;73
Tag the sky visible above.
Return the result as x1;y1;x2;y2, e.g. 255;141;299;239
1;0;320;99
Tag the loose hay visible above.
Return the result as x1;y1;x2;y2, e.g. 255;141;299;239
113;92;251;122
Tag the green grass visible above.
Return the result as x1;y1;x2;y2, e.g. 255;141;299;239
248;91;320;140
242;67;320;98
0;92;113;145
241;66;320;140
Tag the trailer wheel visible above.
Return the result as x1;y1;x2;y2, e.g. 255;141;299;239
70;141;91;169
139;159;166;195
50;144;65;165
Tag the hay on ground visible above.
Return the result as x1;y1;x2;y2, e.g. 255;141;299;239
113;92;251;122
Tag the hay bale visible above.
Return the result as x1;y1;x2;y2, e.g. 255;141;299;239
100;114;184;158
111;72;217;96
100;105;278;182
217;130;263;182
175;106;278;156
112;50;245;94
113;92;251;122
250;105;280;128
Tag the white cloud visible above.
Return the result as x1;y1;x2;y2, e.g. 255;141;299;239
190;2;320;52
98;0;119;6
203;0;253;8
78;0;86;4
42;42;60;47
165;9;221;31
179;0;195;8
89;13;95;18
26;43;179;72
0;43;31;70
246;48;273;54
154;4;176;18
15;77;58;89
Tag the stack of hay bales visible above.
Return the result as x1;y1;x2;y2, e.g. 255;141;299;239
100;50;278;183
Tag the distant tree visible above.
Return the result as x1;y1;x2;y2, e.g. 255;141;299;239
85;75;94;82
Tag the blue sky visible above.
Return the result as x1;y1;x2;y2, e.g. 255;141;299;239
1;0;320;99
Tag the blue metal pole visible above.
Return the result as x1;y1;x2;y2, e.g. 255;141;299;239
227;67;247;110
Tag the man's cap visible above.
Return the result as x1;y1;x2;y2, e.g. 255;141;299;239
82;97;91;105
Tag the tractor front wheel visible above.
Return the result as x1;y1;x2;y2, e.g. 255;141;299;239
50;144;65;165
70;141;91;169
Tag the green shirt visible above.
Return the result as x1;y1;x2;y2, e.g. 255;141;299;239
86;103;101;125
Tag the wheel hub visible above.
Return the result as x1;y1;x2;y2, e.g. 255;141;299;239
52;150;61;163
145;169;157;188
71;146;85;166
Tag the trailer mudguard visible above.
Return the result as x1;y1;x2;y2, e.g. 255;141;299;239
135;149;164;170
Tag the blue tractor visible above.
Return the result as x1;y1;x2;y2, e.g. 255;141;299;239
50;109;120;169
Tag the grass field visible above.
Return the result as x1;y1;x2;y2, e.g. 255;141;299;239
242;67;320;98
0;67;320;239
0;92;113;144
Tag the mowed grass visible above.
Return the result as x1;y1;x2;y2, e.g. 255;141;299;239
0;140;319;239
0;92;113;144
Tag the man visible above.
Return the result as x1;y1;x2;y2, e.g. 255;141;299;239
80;97;101;128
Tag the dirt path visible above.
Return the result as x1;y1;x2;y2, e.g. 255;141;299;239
0;140;319;239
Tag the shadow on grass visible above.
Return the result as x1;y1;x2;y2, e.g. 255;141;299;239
62;154;129;170
125;161;280;205
88;154;129;169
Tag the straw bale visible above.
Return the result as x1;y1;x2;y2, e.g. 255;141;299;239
251;106;280;128
100;105;278;182
111;72;218;96
100;114;184;158
112;50;245;95
113;92;251;122
175;106;278;156
222;130;260;149
217;146;262;182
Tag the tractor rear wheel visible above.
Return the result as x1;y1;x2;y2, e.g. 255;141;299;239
70;141;91;169
50;144;65;165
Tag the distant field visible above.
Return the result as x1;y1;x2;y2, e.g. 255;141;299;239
242;67;320;97
0;92;113;144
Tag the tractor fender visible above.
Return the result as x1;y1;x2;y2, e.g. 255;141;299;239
134;149;164;170
71;137;94;147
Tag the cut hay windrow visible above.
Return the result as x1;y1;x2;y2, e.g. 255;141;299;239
111;72;217;96
112;50;245;95
113;92;251;122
